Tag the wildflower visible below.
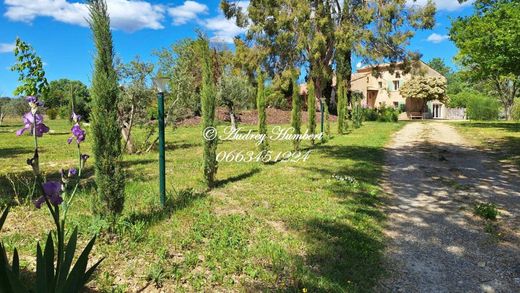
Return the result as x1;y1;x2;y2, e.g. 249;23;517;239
16;112;49;137
34;181;63;208
67;123;86;144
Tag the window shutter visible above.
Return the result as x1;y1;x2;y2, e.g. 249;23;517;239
387;80;393;91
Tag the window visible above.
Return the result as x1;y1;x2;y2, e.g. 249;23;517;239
393;101;399;108
366;76;369;83
393;80;400;90
396;72;401;78
378;81;383;88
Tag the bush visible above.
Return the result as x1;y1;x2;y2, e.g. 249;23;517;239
467;95;499;120
377;106;399;122
47;108;58;120
363;108;378;121
474;202;499;220
362;106;399;122
511;99;520;121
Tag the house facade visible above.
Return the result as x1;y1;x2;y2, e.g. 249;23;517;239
351;61;452;119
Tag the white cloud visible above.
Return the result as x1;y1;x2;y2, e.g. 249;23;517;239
168;1;208;25
408;0;473;11
0;43;15;53
203;16;247;44
356;62;362;68
202;1;249;44
4;0;165;32
426;33;449;43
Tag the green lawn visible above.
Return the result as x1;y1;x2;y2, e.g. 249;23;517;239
0;117;402;292
454;121;520;168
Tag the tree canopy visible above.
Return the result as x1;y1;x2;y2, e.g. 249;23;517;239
400;76;447;102
450;0;520;118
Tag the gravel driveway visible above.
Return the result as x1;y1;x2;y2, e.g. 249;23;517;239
380;122;520;292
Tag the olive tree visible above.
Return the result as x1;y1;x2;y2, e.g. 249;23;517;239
217;71;254;131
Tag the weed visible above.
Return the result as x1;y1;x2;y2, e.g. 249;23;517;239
474;202;499;220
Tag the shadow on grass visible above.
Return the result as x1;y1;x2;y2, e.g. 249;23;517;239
0;147;33;157
124;188;207;229
296;218;384;292
458;121;520;132
215;168;260;188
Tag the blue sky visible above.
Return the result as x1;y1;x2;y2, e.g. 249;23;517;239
0;0;474;97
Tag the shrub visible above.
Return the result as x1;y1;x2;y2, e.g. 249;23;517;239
474;202;499;220
467;94;499;120
363;108;378;121
47;108;58;120
377;106;399;122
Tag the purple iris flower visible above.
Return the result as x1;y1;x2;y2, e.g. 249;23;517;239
34;181;63;209
16;112;50;137
71;112;82;123
26;96;44;107
68;168;78;177
67;123;86;144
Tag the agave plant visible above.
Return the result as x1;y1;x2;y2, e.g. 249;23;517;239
0;96;103;292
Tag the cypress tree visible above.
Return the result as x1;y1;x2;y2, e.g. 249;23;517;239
256;69;268;157
199;37;218;188
307;79;316;145
88;0;125;216
290;75;301;150
336;75;346;134
325;103;331;138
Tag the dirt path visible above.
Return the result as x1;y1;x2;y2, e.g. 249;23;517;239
380;122;520;292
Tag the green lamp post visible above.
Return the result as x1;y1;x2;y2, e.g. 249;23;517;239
154;76;169;207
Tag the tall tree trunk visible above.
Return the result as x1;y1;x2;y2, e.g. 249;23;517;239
345;50;352;107
228;105;237;131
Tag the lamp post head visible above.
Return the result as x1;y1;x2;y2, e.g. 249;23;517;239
154;76;170;93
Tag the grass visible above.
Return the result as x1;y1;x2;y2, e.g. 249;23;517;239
454;121;520;168
0;116;403;292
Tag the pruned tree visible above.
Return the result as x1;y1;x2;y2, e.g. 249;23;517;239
0;97;10;126
116;56;154;153
217;71;255;131
88;0;125;217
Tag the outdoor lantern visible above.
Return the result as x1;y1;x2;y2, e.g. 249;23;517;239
154;76;170;93
153;76;170;207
